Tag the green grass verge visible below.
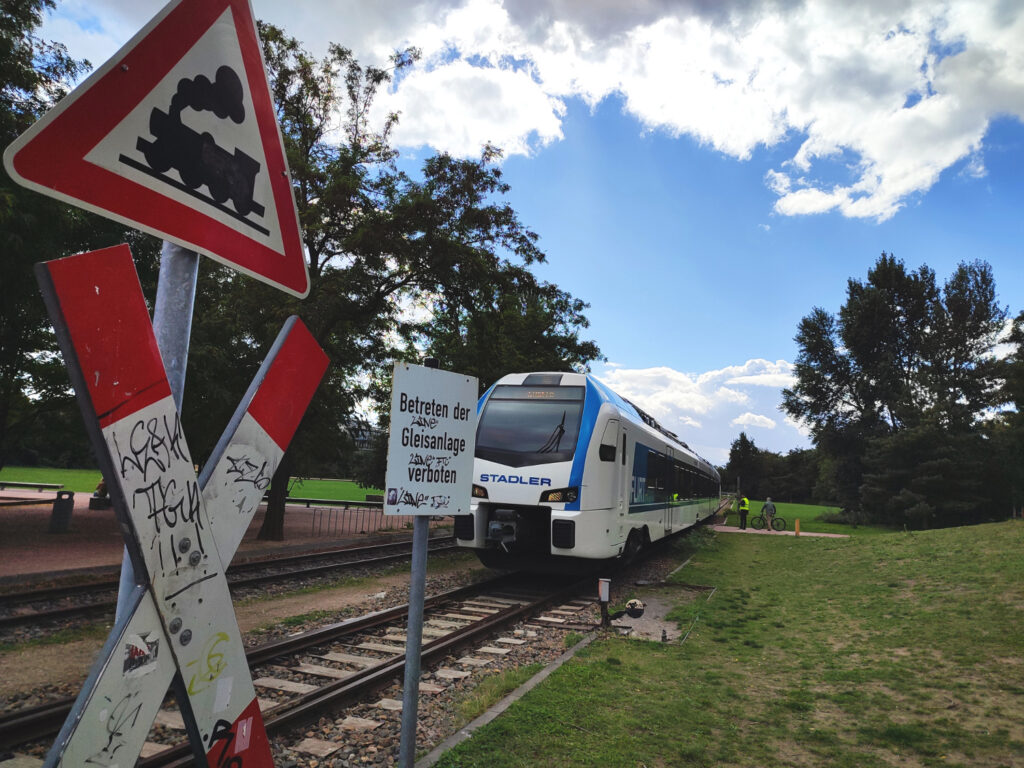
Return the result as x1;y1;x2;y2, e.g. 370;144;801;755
283;477;382;500
0;466;103;493
721;499;894;536
0;467;381;500
432;521;1024;767
456;664;545;723
0;623;110;653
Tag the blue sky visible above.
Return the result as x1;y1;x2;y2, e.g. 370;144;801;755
39;0;1024;465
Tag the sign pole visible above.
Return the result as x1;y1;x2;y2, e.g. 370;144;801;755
398;514;430;768
398;357;439;768
114;241;198;622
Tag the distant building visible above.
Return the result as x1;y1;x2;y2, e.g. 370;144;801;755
343;416;383;452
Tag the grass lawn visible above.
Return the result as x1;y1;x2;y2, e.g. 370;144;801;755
432;521;1024;767
721;499;895;536
0;466;102;493
285;477;382;500
0;467;381;500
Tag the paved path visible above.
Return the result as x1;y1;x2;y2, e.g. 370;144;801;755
712;524;849;538
0;489;425;581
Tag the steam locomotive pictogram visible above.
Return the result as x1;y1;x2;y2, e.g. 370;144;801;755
136;65;265;218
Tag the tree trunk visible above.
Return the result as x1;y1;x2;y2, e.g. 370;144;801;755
257;450;292;541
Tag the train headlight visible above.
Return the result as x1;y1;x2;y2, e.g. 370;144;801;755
540;487;578;504
472;484;488;499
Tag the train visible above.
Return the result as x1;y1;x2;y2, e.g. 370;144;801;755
455;372;721;569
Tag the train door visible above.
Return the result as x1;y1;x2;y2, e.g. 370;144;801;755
665;448;674;534
594;417;626;553
608;420;627;542
612;421;626;514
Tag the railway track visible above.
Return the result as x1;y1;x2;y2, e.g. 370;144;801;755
0;571;600;765
0;537;458;633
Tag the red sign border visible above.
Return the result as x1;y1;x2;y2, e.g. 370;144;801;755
4;0;309;298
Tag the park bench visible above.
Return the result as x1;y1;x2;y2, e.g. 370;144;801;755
0;480;64;492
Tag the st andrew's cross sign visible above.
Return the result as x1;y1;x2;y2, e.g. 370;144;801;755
36;245;328;767
5;0;309;297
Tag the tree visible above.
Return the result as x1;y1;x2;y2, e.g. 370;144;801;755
721;432;760;498
992;311;1024;518
1;0;159;471
720;434;820;504
859;418;989;528
182;26;599;539
783;253;1008;525
425;263;602;393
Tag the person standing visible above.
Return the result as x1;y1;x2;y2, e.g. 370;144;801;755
761;497;777;531
738;494;749;529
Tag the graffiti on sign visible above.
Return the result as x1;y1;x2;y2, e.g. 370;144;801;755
36;247;326;768
385;364;477;516
85;690;145;767
225;454;271;491
111;411;207;579
186;631;231;695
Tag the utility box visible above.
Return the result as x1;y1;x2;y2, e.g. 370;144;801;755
49;490;75;533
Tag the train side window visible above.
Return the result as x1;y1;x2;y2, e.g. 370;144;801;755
599;420;618;462
621;434;626;465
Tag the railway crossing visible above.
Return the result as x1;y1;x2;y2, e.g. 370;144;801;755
37;246;327;767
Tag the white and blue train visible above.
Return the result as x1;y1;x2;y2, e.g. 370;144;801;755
455;372;721;569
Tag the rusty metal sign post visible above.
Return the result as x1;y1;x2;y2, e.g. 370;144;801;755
36;245;328;767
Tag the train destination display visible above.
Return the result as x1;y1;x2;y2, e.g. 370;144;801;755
385;363;478;516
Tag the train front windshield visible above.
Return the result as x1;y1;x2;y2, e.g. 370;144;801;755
476;385;585;467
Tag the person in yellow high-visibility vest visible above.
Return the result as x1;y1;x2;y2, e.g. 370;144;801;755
738;494;750;529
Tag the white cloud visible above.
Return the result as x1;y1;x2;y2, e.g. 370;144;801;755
42;0;1023;221
365;0;1024;221
595;357;807;464
375;59;566;157
732;412;777;429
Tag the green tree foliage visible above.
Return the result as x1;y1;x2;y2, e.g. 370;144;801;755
721;432;758;496
783;253;1008;526
181;26;600;538
426;263;603;393
991;311;1024;518
720;432;821;504
0;0;158;471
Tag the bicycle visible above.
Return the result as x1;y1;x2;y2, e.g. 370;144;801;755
750;512;786;531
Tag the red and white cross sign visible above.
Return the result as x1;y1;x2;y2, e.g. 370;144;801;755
36;245;328;767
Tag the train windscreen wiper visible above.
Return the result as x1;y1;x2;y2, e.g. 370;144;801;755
537;410;567;453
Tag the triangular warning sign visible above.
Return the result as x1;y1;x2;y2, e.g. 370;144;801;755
4;0;309;298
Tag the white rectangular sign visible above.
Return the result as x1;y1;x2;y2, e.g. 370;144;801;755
385;363;478;516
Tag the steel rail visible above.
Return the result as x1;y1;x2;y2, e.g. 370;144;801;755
0;536;456;607
0;538;458;630
0;573;520;751
138;576;589;768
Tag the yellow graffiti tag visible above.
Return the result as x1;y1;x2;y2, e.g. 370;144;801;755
185;632;230;695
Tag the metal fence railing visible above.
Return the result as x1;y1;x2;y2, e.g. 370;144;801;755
294;501;451;538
